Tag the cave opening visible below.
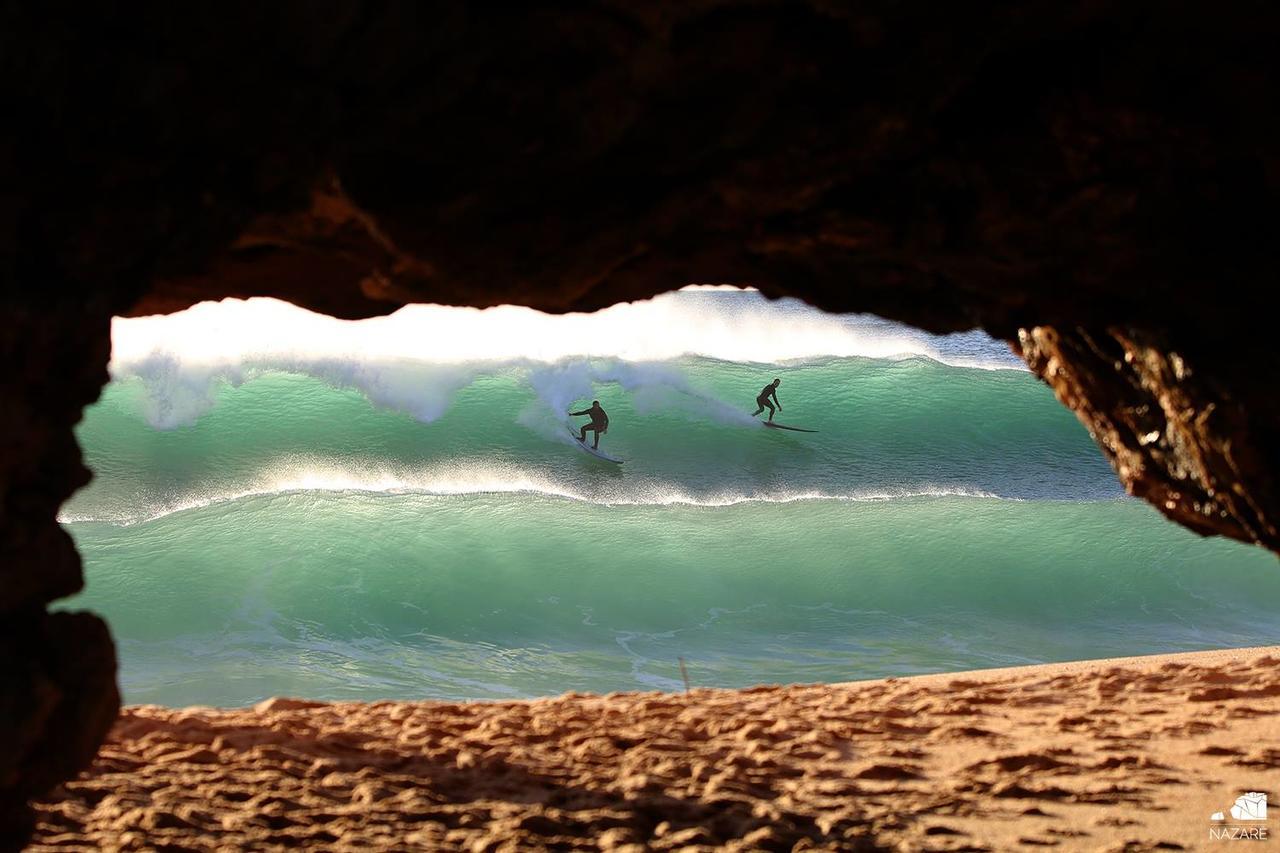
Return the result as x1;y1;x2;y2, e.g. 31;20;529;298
9;2;1280;846
56;287;1280;710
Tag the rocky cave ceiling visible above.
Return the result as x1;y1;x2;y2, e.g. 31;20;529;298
2;1;1277;847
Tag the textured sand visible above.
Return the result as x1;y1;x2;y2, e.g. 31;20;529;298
29;647;1280;851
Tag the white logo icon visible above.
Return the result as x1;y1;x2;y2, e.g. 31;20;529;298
1210;792;1267;821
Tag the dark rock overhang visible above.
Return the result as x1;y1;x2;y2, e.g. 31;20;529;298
2;2;1277;847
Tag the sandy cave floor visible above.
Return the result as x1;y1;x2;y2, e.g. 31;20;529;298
27;647;1280;851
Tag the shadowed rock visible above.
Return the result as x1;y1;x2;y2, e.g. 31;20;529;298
2;1;1277;845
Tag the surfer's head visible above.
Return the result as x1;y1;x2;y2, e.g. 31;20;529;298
772;378;781;386
592;400;600;407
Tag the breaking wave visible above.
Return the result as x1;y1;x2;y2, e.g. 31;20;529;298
111;288;1021;428
58;286;1279;709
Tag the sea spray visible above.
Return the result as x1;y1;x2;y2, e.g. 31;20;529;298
524;359;759;439
111;289;1023;429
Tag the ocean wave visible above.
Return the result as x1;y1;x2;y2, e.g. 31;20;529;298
70;483;1279;708
57;462;1023;526
110;290;1022;429
116;289;1023;369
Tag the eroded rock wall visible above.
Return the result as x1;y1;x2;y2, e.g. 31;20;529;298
1020;326;1279;551
0;303;120;849
2;0;1277;845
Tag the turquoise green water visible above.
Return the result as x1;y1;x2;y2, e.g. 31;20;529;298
59;294;1280;706
65;356;1113;519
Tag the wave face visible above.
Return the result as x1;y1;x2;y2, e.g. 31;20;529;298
60;289;1280;707
68;356;1113;524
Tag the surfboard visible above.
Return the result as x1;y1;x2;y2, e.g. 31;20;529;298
763;422;818;433
567;427;624;463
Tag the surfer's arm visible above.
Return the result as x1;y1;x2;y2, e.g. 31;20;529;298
771;391;781;409
569;409;589;416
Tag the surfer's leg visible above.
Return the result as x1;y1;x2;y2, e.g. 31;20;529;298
578;425;588;442
591;427;601;449
765;401;776;422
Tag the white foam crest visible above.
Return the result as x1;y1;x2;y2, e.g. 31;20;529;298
113;289;1023;371
523;360;758;442
109;289;1022;428
117;353;485;429
113;353;760;432
59;459;1017;526
59;461;582;525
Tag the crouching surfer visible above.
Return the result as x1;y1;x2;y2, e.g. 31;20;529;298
752;378;781;422
570;400;609;449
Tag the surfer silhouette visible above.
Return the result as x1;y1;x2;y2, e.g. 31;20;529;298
570;401;609;449
752;379;782;422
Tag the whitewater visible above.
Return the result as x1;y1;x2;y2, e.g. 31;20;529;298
59;288;1280;706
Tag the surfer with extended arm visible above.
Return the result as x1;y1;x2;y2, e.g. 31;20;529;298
570;400;609;449
752;378;782;422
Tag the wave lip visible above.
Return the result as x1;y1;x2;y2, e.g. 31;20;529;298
106;288;1024;429
112;289;1025;372
58;460;1028;526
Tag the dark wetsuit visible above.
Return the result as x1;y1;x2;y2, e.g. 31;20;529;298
571;405;609;447
753;383;780;420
